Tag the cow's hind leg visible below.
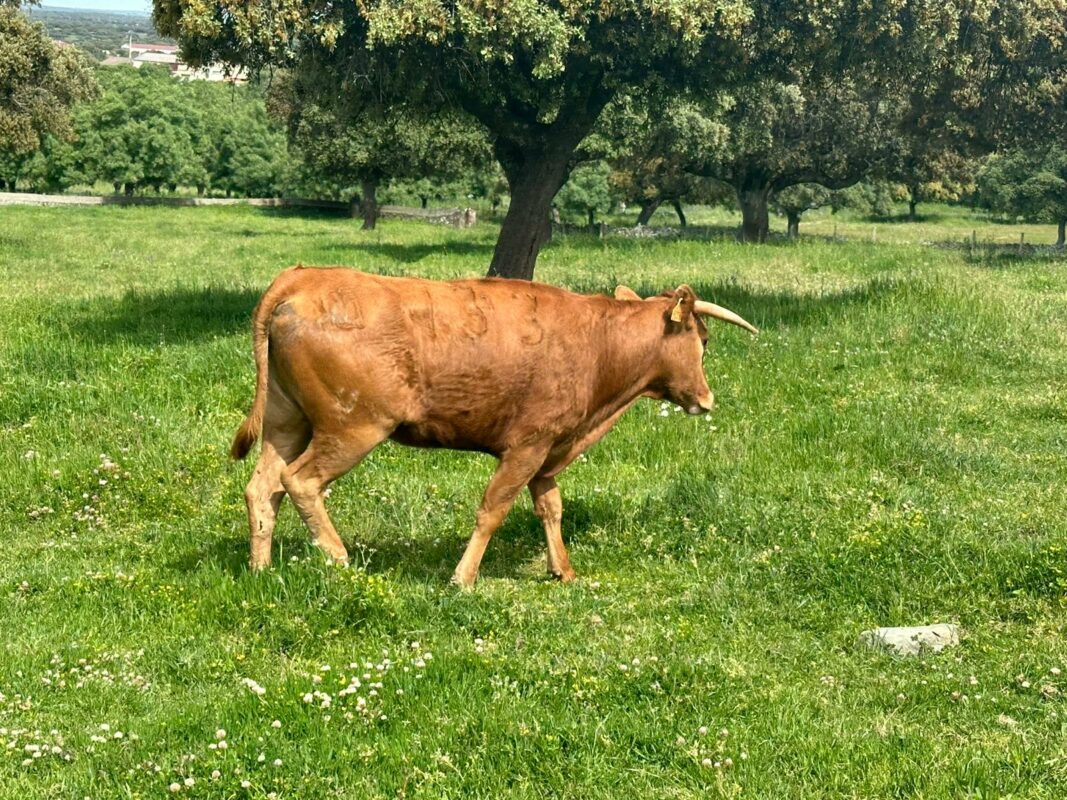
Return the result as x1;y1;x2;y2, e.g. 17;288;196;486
529;476;575;583
281;422;390;566
245;393;310;571
452;447;549;587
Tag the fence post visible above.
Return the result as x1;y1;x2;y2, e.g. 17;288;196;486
1019;232;1025;254
833;224;838;243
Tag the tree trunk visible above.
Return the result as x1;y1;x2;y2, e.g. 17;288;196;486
787;211;801;240
488;146;575;280
197;184;205;197
671;199;687;228
737;184;771;243
636;198;662;226
113;182;121;194
908;198;918;220
1057;219;1066;248
586;207;596;231
360;179;379;231
124;182;135;196
420;196;428;209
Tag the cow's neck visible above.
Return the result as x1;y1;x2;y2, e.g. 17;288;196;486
587;302;666;427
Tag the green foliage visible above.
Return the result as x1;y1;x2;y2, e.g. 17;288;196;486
773;183;832;236
978;148;1067;230
273;72;490;205
64;66;287;197
556;161;617;226
75;66;198;192
0;6;97;154
774;184;831;215
831;182;899;219
600;93;725;213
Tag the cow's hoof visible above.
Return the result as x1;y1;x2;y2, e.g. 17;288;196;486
450;571;477;589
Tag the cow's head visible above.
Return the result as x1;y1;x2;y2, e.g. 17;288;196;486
615;284;758;415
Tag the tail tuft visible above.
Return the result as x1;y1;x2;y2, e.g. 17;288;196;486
230;413;261;460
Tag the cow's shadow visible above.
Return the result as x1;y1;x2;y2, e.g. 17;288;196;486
175;495;612;585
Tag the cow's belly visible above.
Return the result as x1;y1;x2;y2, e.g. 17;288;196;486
388;421;499;456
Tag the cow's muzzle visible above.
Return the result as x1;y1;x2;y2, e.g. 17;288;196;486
688;393;715;415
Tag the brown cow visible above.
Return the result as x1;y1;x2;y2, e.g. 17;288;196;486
232;266;757;586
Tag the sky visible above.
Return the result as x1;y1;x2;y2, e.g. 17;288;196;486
40;0;152;13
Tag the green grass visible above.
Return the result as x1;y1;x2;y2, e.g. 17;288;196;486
1;203;1066;798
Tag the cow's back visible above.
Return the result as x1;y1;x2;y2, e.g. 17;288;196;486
266;268;611;454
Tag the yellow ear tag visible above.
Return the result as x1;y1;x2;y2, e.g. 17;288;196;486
670;298;685;323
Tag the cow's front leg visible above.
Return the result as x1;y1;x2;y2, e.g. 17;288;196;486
452;448;547;587
529;476;575;582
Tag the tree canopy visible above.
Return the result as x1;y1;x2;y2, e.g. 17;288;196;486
0;3;96;156
979;147;1067;247
152;0;1067;277
270;73;490;229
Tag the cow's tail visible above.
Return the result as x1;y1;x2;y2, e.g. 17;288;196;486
231;268;299;460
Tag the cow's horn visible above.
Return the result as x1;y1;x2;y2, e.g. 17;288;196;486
693;300;759;334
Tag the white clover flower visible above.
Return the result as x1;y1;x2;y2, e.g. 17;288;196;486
701;758;712;768
211;769;221;780
218;740;228;750
168;783;180;793
273;758;282;767
215;729;226;740
698;726;707;736
241;780;251;789
184;777;194;787
271;720;281;729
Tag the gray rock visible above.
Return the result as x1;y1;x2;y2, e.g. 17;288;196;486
858;624;961;656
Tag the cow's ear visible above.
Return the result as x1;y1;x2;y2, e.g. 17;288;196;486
667;285;697;325
614;285;641;301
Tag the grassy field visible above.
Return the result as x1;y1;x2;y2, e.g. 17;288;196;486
1;203;1066;798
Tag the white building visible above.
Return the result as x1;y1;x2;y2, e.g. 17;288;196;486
107;42;242;82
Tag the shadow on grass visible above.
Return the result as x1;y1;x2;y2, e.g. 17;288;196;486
253;205;349;221
564;274;908;331
318;240;495;265
173;493;615;584
70;270;909;352
72;287;260;345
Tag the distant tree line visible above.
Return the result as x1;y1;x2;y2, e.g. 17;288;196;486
25;7;169;60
